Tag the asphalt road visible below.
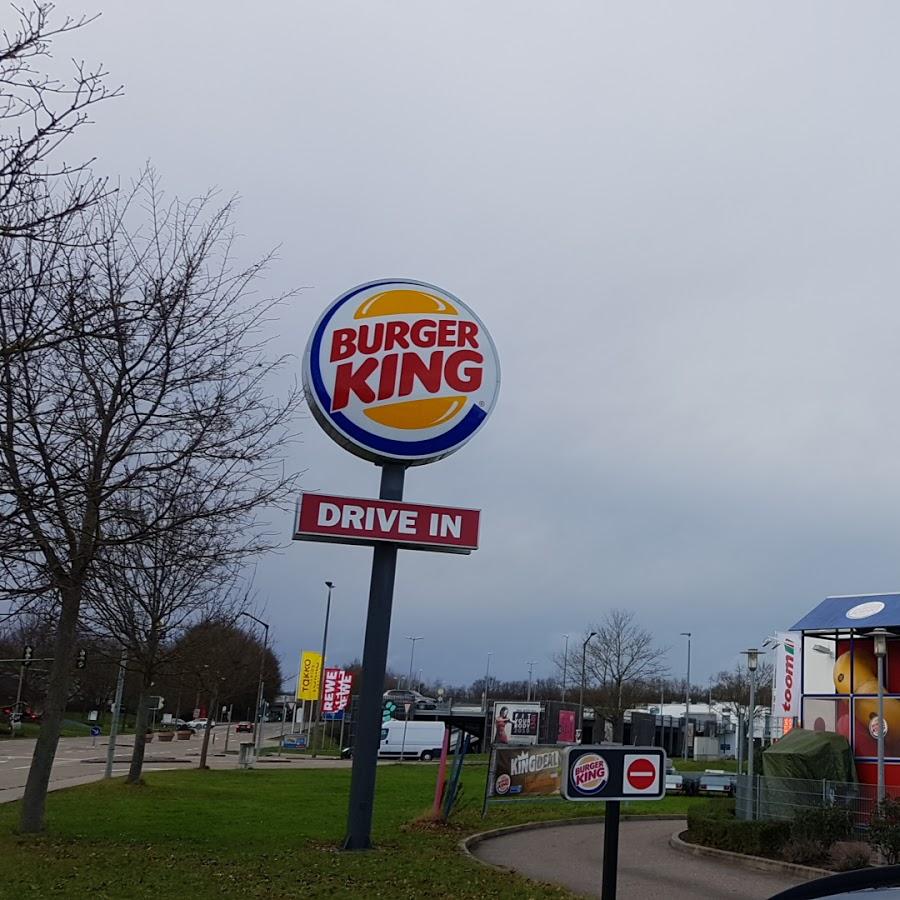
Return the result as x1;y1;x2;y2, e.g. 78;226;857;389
473;819;812;900
0;723;349;802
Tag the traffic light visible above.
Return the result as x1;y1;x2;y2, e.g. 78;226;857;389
22;645;33;667
75;648;87;669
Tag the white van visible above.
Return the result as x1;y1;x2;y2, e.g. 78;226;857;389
378;720;446;760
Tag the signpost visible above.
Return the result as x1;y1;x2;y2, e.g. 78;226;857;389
561;746;666;900
296;279;500;850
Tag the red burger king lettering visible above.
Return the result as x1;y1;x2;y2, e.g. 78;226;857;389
330;319;484;413
571;753;609;792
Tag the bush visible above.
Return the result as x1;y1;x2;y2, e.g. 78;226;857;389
869;797;900;864
686;806;790;858
783;838;826;865
790;806;853;858
830;841;872;871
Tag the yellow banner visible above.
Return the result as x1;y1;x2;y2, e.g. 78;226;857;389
297;651;323;701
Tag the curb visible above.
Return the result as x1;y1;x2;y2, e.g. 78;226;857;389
669;830;831;879
460;814;686;870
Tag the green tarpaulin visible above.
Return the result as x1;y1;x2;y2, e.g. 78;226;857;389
762;728;856;782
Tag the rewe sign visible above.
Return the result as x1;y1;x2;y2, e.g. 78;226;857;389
294;493;480;553
322;668;353;714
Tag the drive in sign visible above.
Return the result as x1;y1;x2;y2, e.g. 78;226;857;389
294;492;479;553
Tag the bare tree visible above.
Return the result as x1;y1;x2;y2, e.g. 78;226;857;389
0;175;299;832
578;609;669;740
712;662;774;727
0;2;119;242
82;476;257;784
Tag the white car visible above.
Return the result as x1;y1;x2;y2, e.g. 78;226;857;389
187;718;215;730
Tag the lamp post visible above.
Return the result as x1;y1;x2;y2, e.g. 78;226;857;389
681;632;691;760
238;611;270;754
579;632;597;740
400;636;423;761
405;636;423;691
742;648;760;819
873;629;890;804
562;634;569;702
526;661;536;701
482;652;492;711
311;581;334;757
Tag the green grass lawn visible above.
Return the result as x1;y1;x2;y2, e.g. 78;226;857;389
0;762;701;899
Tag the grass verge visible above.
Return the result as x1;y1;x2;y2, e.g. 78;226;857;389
0;762;701;898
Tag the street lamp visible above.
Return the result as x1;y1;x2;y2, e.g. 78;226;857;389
579;632;597;740
742;647;761;819
406;635;423;691
311;581;334;757
872;629;890;804
238;611;270;754
482;652;492;711
681;632;691;760
562;634;569;703
526;661;536;701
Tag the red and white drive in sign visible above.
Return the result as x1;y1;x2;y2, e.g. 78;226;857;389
623;754;661;795
293;493;480;553
322;668;353;713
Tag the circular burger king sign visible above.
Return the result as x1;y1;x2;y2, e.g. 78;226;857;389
304;279;500;465
571;752;609;796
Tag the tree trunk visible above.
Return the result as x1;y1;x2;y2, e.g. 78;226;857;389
198;691;216;769
127;682;151;784
18;584;82;833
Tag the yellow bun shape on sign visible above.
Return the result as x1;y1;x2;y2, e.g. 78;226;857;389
353;289;459;319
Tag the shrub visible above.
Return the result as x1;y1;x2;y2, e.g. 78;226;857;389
830;841;872;872
686;806;790;858
790;806;853;858
783;838;826;865
869;797;900;864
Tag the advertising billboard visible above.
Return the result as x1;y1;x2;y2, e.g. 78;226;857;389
773;631;801;721
297;651;323;702
493;701;541;746
302;279;501;466
558;709;576;743
322;668;353;713
487;745;562;799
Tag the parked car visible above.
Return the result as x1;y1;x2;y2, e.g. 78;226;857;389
187;718;215;730
382;689;438;711
235;721;254;733
698;770;736;796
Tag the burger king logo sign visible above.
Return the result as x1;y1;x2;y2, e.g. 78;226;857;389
304;279;500;465
571;753;609;795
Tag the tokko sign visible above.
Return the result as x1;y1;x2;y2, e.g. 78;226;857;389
294;492;480;553
303;279;501;465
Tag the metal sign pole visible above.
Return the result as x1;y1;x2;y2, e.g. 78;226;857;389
343;463;405;850
602;800;621;900
104;649;127;778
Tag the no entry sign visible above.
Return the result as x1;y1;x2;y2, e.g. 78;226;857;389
562;746;665;802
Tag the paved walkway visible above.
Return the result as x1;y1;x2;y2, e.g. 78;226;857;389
0;726;353;803
473;819;812;899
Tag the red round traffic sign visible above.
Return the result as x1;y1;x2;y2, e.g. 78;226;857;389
626;757;657;790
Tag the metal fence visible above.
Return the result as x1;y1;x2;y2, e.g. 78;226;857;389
735;774;878;829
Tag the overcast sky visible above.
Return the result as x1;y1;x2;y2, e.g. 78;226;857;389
60;2;900;692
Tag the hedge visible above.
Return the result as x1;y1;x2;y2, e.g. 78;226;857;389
686;805;791;858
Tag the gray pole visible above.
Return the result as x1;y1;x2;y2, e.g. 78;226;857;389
681;632;691;760
878;651;886;803
527;661;535;702
105;649;127;779
400;636;422;762
561;635;569;703
748;665;757;818
579;633;596;739
343;463;405;850
239;612;269;755
312;582;334;757
482;652;492;710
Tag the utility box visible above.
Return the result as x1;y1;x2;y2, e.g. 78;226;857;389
238;741;256;769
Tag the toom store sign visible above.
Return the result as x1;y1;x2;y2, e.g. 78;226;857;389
294;493;480;553
303;279;500;465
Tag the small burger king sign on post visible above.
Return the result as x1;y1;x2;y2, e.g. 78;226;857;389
562;746;665;900
296;279;500;852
